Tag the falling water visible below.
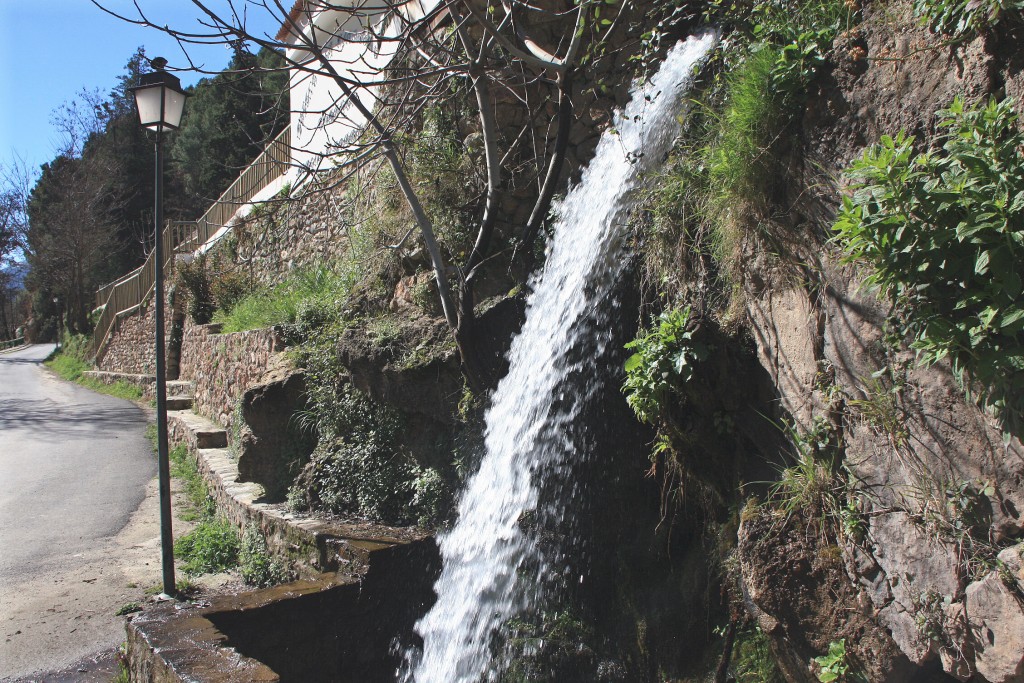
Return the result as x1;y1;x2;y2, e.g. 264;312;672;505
406;31;718;683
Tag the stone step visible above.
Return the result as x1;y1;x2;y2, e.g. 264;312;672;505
195;428;228;449
167;410;227;451
166;379;195;397
165;395;194;410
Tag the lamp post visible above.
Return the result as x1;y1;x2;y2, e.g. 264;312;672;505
52;297;60;350
130;57;187;597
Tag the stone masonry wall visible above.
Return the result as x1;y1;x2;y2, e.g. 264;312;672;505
178;321;284;436
230;179;350;289
95;302;168;375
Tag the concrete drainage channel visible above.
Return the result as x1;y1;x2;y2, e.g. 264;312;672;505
124;398;440;682
126;541;440;682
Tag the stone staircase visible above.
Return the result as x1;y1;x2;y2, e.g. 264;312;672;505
163;384;425;580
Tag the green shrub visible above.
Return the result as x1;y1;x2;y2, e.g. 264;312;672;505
288;384;428;525
174;517;240;576
211;269;251;313
296;432;415;524
239;523;290;588
176;253;216;324
411;466;452;527
623;306;708;427
914;0;1023;35
834;97;1024;435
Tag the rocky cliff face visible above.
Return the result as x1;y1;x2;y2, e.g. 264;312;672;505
727;2;1024;680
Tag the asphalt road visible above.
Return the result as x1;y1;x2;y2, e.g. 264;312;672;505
0;344;156;680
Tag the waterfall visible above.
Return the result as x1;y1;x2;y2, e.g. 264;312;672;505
406;31;718;683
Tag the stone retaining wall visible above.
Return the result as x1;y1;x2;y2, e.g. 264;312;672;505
178;322;284;435
230;178;350;289
95;303;164;374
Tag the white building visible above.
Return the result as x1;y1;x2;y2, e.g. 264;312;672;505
276;0;433;180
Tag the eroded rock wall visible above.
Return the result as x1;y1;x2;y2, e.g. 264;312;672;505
734;2;1024;680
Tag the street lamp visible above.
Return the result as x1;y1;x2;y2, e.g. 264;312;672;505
131;57;188;598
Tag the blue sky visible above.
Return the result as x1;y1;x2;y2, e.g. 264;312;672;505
0;1;282;174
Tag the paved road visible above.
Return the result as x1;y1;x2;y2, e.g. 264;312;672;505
0;345;156;680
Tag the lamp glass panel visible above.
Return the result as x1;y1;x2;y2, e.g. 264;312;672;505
134;85;165;128
163;89;186;129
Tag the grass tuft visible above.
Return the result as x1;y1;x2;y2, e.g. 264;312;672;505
45;334;143;401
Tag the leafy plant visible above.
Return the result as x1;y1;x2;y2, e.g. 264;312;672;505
174;517;240;576
914;0;1024;35
239;523;291;588
623;306;708;427
813;639;850;682
834;97;1024;436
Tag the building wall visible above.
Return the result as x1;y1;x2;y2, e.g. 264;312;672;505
287;6;400;176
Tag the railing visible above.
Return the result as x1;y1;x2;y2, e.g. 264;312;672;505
91;126;292;357
91;221;195;355
0;336;25;351
190;126;292;252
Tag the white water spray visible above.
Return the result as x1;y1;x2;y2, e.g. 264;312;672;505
407;31;718;683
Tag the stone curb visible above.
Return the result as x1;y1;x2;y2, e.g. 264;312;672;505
0;343;29;355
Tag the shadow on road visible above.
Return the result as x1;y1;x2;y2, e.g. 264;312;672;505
0;399;146;436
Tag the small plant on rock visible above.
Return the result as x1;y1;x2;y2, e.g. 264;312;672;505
239;523;291;588
813;639;850;682
623;306;708;430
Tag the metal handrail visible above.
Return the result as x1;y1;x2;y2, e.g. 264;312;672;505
92;222;193;355
0;336;25;351
193;126;291;250
91;126;292;357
